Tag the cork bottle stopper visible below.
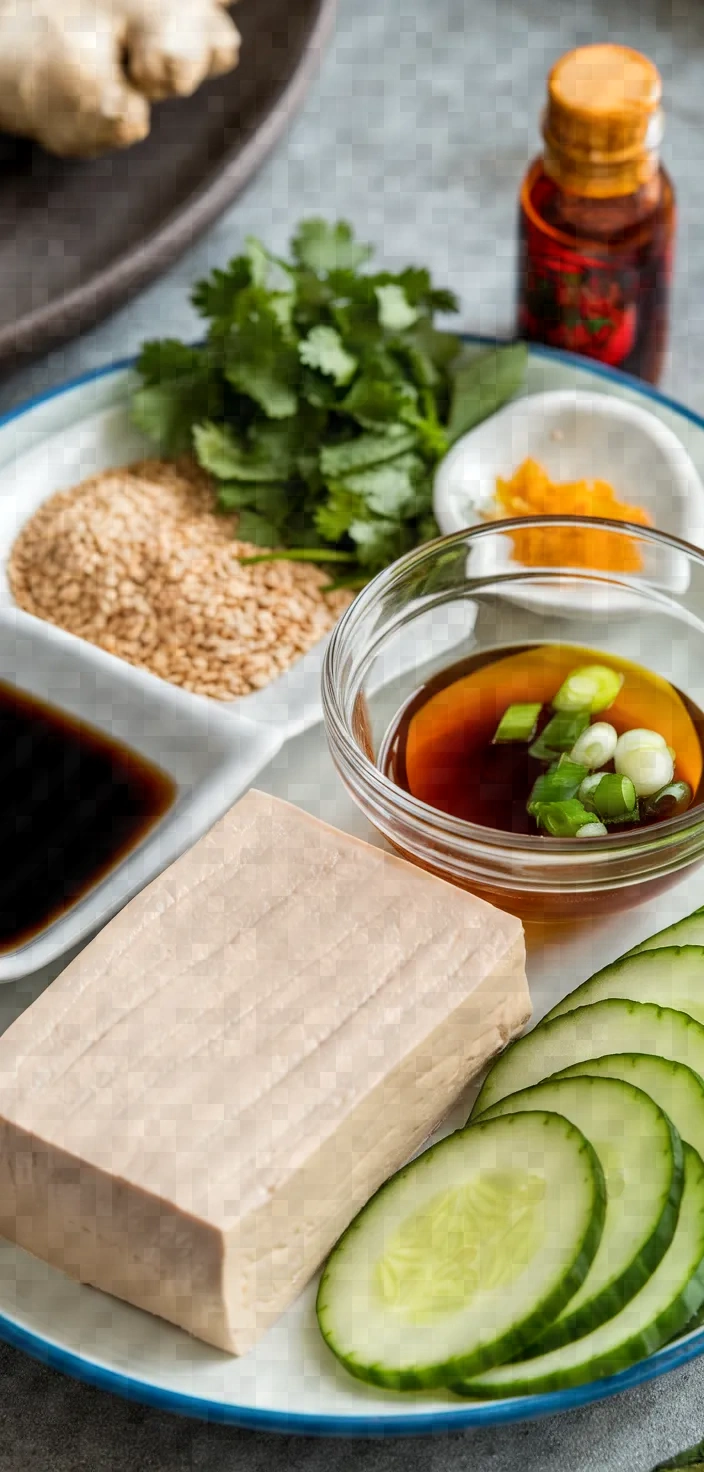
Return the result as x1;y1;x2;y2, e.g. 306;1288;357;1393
543;44;663;197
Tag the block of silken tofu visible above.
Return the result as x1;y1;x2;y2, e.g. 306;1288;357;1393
0;790;530;1354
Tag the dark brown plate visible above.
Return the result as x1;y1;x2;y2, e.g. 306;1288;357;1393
0;0;335;371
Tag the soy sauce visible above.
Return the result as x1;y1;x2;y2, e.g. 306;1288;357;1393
0;681;175;951
382;644;704;837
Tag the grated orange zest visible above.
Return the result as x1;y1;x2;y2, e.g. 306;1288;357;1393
492;457;653;571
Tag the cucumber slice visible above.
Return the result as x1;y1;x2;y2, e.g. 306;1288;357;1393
477;1076;683;1352
629;907;704;956
552;1056;704;1359
453;1144;704;1399
545;947;704;1027
473;1000;704;1117
550;1054;704;1157
316;1111;605;1390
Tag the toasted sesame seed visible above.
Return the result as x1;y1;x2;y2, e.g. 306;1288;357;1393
8;458;352;701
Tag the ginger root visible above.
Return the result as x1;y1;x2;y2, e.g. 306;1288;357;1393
0;0;241;157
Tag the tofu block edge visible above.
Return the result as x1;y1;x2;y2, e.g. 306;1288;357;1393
0;790;531;1354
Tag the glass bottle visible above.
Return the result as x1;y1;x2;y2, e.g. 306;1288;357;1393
517;44;676;384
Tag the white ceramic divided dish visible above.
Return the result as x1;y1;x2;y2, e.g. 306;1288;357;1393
0;607;282;981
0;402;154;598
0;400;291;979
433;390;704;617
0;397;477;980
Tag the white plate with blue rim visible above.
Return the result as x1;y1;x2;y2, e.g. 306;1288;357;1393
3;342;704;1434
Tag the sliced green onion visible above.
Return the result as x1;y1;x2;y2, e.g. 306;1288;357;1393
533;799;596;837
614;730;674;798
527;761;588;814
642;781;693;821
529;710;590;761
576;821;609;838
553;664;624;714
615;727;668;757
493;702;542;744
578;772;605;808
588;772;638;823
569;722;618;770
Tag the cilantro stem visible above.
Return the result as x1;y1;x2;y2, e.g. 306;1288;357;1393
238;548;359;565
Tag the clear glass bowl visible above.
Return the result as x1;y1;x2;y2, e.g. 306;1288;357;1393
322;516;704;921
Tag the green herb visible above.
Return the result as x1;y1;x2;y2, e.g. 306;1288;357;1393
583;772;638;823
529;710;590;761
657;1462;704;1470
653;1440;704;1469
642;781;693;821
527;761;589;814
445;343;528;445
133;219;527;581
493;702;542;744
553;664;624;714
238;548;359;566
533;799;595;837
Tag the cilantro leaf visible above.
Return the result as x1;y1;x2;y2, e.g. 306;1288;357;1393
222;286;299;419
191;257;252;321
244;236;272;287
291;269;334;329
196;418;309;486
342;375;417;429
339;453;426;519
194;422;251;480
217;481;290;524
225;363;297;420
399;402;448;459
398;319;463;391
291;219;373;274
653;1438;704;1468
320;426;416;477
235;509;284;547
252;418;314;476
326;268;378;305
269;292;296;332
194;422;297;483
392;268;459;314
136;339;202;388
132;341;221;452
423;287;460;314
298;326;357;385
131;386;189;452
447;342;528;444
348;517;415;569
299;367;341;409
315;487;365;543
375;284;419;331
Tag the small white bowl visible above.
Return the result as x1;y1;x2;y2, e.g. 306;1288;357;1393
433;389;704;616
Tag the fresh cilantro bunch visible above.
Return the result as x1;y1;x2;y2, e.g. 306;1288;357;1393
654;1445;704;1470
133;219;527;583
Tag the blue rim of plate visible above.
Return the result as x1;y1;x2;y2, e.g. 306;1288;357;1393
1;339;704;1435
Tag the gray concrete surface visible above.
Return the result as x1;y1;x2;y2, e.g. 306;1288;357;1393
1;1;704;1468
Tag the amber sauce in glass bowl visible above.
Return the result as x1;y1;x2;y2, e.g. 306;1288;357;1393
382;643;704;835
374;642;704;921
322;519;704;925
